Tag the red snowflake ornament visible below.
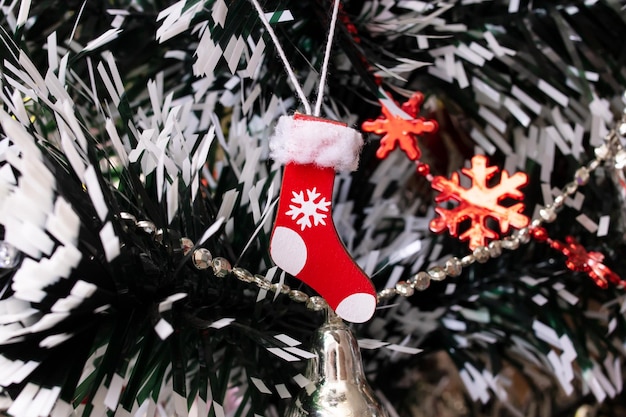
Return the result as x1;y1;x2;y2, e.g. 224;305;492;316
362;92;438;161
547;235;623;289
429;155;529;250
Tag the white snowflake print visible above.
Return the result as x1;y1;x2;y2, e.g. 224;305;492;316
285;187;331;231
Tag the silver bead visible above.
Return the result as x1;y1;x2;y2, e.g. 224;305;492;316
615;149;626;169
271;283;291;294
0;241;20;269
306;296;328;311
232;267;255;283
539;206;557;223
563;181;578;196
501;236;520;250
487;241;502;258
180;237;194;255
574;167;590;186
552;195;565;209
516;227;531;244
211;257;232;277
461;254;475;267
619;121;626;137
531;218;543;228
594;143;611;160
269;283;282;293
444;257;462;277
411;272;430;291
587;159;600;171
377;288;397;302
289;290;310;303
192;248;213;270
473;246;490;263
395;281;414;297
254;274;273;290
428;266;447;281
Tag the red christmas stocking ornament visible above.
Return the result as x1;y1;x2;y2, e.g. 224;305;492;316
269;114;376;323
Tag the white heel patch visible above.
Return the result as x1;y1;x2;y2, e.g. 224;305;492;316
270;226;307;275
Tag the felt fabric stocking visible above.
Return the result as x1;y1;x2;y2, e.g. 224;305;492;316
269;114;376;323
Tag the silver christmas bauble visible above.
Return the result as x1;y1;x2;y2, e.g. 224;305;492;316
286;313;389;417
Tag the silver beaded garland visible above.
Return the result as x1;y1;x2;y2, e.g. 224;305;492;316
118;125;613;315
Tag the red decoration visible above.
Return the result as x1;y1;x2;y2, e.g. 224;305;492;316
362;92;437;161
429;155;529;250
530;226;548;242
416;162;430;177
545;233;623;289
269;114;377;323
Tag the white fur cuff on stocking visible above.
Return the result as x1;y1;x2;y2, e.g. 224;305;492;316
269;114;364;172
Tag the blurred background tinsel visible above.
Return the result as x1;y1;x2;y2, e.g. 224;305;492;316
1;0;626;416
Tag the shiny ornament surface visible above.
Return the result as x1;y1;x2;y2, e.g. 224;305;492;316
286;313;389;417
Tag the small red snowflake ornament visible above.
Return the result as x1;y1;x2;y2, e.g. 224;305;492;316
429;155;529;250
361;92;438;161
546;234;624;289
